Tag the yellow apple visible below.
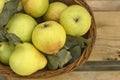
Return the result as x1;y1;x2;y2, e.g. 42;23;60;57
32;21;66;54
44;2;68;22
21;0;49;18
60;5;91;36
6;13;37;42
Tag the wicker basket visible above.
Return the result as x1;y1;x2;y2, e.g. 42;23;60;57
0;0;96;79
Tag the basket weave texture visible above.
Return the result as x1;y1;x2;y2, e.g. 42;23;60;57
0;0;96;79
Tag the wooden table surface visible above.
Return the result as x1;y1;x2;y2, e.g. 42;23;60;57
87;0;120;61
1;0;120;80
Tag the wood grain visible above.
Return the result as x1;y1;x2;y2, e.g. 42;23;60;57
76;61;120;71
89;11;120;61
86;0;120;11
6;71;120;80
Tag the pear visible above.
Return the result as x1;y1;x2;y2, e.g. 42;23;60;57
9;42;47;76
0;42;15;65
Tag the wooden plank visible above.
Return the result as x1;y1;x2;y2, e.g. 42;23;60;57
88;11;120;61
75;61;120;71
6;71;120;80
86;0;120;11
3;61;120;80
4;61;120;80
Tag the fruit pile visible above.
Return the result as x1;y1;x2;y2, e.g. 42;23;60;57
0;0;91;76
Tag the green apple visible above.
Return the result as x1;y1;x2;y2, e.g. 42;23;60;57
32;21;66;55
60;5;91;36
6;13;37;42
44;2;68;22
9;42;47;76
21;0;49;18
0;42;15;65
0;0;8;13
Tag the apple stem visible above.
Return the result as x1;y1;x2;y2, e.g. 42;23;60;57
74;18;79;23
44;24;49;28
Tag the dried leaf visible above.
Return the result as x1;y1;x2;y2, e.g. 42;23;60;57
0;0;20;27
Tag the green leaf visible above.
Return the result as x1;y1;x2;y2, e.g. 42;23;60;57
16;1;23;12
46;55;60;70
69;46;82;63
46;49;72;70
64;35;91;63
65;35;92;49
64;36;78;49
0;29;23;44
0;0;20;27
78;37;92;48
6;33;23;44
57;49;72;68
0;29;7;42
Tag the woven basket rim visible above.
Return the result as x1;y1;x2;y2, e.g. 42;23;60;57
0;0;97;79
